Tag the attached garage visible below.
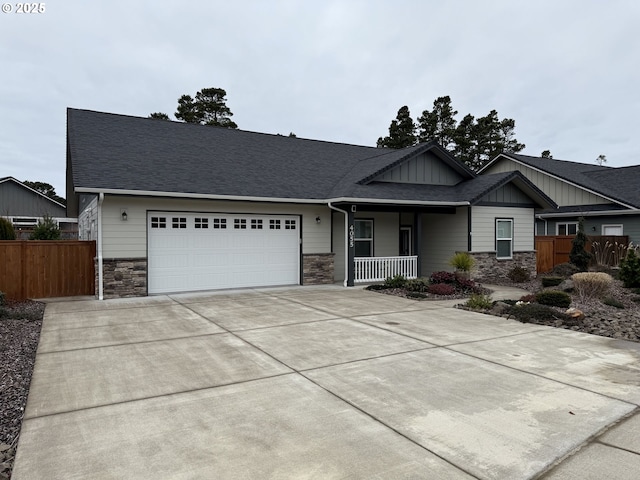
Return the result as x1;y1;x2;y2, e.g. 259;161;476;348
148;212;301;294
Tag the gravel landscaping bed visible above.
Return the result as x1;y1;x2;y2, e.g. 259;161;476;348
0;300;44;480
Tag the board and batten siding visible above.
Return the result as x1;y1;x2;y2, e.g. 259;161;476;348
0;179;67;218
376;152;464;185
471;206;534;252
99;196;332;259
421;207;468;275
483;160;612;207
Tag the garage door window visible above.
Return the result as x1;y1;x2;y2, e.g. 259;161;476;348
194;218;208;229
234;219;247;229
251;219;263;229
285;219;296;230
172;217;186;229
270;219;281;229
213;218;226;229
151;217;166;229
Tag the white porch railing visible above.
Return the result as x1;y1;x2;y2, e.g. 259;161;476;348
354;256;418;283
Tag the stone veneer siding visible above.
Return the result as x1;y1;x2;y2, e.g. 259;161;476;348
303;253;335;285
96;258;148;299
469;251;536;282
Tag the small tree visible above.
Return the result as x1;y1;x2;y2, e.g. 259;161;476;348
569;218;592;271
0;217;16;240
619;249;640;288
30;215;61;240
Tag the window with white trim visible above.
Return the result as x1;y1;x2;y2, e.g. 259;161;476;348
285;219;296;230
496;219;513;259
234;219;247;229
251;219;263;229
172;217;187;229
213;218;226;229
602;224;623;236
556;222;578;235
194;218;208;229
269;219;281;230
355;219;373;257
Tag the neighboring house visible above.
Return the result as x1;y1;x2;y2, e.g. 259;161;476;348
66;108;555;299
0;176;77;238
480;154;640;243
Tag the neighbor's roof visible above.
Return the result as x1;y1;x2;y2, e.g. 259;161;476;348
66;108;553;208
484;153;640;210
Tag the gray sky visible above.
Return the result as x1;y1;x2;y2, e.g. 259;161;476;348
1;0;639;198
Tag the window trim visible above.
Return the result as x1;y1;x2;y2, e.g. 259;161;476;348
495;218;513;260
556;222;578;236
601;224;623;236
354;218;374;257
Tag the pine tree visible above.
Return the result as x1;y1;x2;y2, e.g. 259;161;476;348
376;106;417;149
569;218;592;271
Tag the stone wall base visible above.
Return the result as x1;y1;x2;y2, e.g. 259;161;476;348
96;258;148;299
469;251;536;282
303;253;335;285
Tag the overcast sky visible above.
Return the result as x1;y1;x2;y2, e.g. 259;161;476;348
1;0;639;198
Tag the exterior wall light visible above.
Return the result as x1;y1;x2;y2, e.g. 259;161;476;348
121;209;128;221
315;216;321;224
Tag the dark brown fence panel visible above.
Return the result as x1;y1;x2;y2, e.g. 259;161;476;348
0;241;96;301
535;235;629;274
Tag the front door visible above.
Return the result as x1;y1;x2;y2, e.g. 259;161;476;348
400;226;412;256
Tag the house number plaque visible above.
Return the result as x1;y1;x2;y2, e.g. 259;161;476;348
349;224;355;248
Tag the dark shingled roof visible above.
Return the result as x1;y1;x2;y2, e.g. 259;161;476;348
496;153;640;209
67;109;554;208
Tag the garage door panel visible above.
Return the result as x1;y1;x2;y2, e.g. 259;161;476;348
148;213;300;294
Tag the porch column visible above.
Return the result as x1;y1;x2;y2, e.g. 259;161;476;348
413;212;422;278
346;206;355;286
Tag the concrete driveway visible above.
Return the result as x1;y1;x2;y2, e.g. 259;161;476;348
13;285;640;479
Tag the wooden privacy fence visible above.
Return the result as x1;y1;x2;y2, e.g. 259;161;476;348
535;235;629;274
0;241;96;301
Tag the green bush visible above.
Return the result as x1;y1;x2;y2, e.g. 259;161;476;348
541;276;563;287
465;293;493;309
619;249;640;288
507;266;530;283
519;294;537;303
603;297;625;309
406;291;427;299
571;272;613;302
365;284;393;291
449;252;475;273
569;218;592;271
384;275;407;288
405;277;429;292
535;290;571;308
0;217;16;240
507;303;572;324
30;215;61;240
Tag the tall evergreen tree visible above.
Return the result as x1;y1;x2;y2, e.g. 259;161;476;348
541;150;552;158
148;112;170;120
172;88;238;128
416;96;458;149
376;106;416;149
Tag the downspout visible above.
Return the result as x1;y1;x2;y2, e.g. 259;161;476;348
97;192;104;300
328;201;349;287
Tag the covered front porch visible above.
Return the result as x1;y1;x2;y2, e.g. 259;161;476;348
330;202;470;287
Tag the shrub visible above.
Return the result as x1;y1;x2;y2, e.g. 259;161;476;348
427;283;456;296
507;266;530;283
365;284;393;291
429;271;456;284
541;276;563;287
619;249;640;288
0;217;16;240
384;275;407;288
550;262;581;278
30;215;61;240
465;293;493;309
535;290;571;308
449;252;475;273
603;297;624;309
568;218;592;271
406;292;427;299
405;277;429;292
571;272;613;302
519;294;537;303
507;303;572;324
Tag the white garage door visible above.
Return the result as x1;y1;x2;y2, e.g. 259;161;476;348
148;212;300;294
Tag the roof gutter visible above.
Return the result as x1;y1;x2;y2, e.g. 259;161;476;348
97;192;104;300
537;208;640;219
73;188;471;208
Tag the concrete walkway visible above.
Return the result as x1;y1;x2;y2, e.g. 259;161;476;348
13;285;640;479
